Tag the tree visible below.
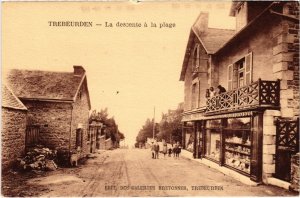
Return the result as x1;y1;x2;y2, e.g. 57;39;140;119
157;104;183;144
135;103;183;145
93;108;125;145
136;118;158;144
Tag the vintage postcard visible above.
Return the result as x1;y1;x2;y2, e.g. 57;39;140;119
1;1;299;197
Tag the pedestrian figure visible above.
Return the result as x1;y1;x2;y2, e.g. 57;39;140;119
173;144;178;158
162;142;168;158
174;142;181;159
168;147;172;157
154;142;160;159
151;142;155;159
177;143;182;158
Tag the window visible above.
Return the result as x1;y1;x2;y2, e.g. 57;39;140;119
192;83;196;109
238;59;245;87
192;44;200;77
191;83;198;109
76;129;83;148
224;117;251;174
79;89;82;100
227;52;252;90
205;119;222;162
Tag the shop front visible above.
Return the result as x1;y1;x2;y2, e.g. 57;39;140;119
183;111;263;182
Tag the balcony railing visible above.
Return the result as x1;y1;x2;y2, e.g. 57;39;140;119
206;79;280;114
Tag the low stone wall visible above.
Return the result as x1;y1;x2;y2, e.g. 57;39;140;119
2;108;27;171
99;136;106;150
104;138;112;150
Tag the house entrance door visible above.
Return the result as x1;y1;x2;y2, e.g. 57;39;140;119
25;125;40;149
275;119;299;182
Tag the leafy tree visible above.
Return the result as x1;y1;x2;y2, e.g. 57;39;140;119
135;103;183;145
136;118;158;144
156;103;183;144
91;108;125;145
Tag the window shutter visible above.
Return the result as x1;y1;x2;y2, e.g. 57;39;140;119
232;64;238;89
227;64;233;90
192;45;197;73
197;81;200;108
245;52;253;85
196;44;200;70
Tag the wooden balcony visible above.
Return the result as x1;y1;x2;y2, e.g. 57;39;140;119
206;79;280;115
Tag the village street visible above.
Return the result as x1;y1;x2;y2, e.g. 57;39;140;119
22;148;296;197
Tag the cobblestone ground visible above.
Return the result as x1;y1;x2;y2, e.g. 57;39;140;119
17;148;297;197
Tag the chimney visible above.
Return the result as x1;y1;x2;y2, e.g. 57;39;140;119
194;12;209;33
73;65;85;76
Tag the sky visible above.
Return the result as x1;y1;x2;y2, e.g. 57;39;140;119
2;1;235;146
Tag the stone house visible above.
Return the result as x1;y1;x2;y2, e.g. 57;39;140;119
2;85;28;171
5;66;91;161
180;1;299;187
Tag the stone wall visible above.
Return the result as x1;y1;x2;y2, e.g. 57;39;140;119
99;136;106;150
262;110;281;182
273;2;299;119
23;101;72;151
183;38;209;111
71;78;90;158
104;138;113;150
183;42;193;111
2;107;27;171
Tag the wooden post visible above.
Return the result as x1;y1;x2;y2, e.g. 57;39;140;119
182;122;186;149
258;78;262;106
193;121;197;158
250;111;263;182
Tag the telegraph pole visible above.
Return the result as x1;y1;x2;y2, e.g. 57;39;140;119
152;106;155;139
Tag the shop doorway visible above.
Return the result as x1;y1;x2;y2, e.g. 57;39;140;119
275;119;299;182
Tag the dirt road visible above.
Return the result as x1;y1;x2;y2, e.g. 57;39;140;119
22;148;297;197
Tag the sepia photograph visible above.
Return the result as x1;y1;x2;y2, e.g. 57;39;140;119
1;0;299;197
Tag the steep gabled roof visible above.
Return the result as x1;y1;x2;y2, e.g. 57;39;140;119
193;27;235;54
2;84;27;110
179;26;235;81
5;68;91;109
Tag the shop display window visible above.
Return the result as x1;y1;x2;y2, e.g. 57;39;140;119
186;133;194;152
224;117;251;174
205;119;221;161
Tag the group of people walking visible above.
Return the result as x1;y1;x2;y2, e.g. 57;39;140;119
151;141;181;159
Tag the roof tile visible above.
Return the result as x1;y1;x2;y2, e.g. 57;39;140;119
6;69;83;101
2;84;27;110
193;27;236;53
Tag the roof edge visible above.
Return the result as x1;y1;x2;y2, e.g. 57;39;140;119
191;26;212;54
179;30;194;81
19;97;74;103
3;85;28;110
73;74;92;110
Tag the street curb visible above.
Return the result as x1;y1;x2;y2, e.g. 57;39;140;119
180;150;259;186
267;177;291;190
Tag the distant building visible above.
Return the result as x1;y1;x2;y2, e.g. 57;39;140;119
1;85;28;171
6;66;91;161
180;1;299;185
